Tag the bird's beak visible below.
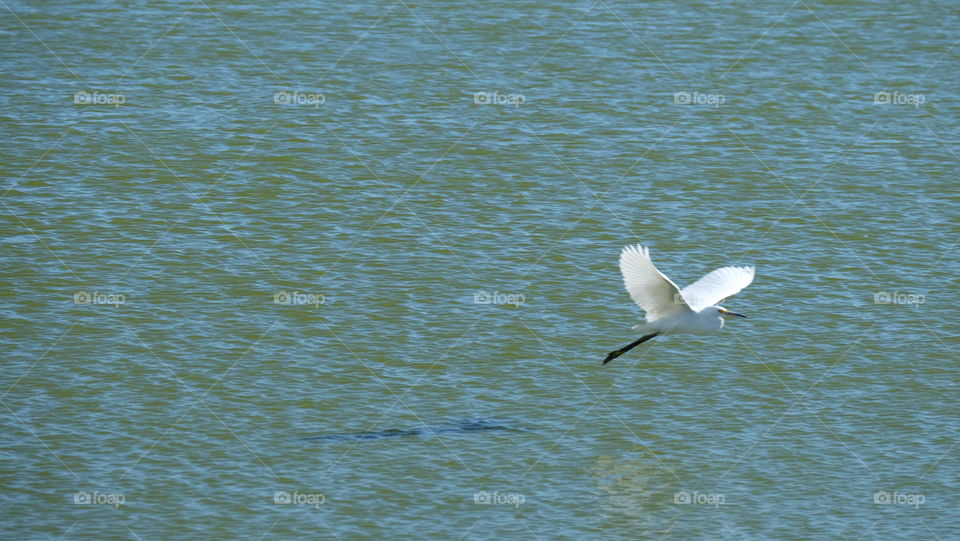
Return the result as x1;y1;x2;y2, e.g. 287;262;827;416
720;309;747;318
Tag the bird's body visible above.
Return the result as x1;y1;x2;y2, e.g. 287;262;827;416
603;244;755;365
632;306;725;335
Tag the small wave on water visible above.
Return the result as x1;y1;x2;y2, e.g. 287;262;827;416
298;418;519;443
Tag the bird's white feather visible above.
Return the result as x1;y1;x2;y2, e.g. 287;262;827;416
618;244;692;322
680;265;755;312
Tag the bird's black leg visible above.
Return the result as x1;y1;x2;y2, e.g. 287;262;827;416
602;333;659;365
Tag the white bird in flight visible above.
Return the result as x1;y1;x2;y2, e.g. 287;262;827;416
603;244;755;365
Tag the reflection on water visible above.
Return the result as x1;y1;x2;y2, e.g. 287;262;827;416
300;418;517;442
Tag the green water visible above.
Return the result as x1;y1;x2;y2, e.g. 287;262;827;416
2;1;957;538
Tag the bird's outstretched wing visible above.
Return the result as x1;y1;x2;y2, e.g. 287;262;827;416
680;265;755;312
619;245;691;322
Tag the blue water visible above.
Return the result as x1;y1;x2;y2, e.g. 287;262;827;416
1;1;958;538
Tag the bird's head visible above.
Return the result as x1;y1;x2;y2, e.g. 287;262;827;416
715;306;747;319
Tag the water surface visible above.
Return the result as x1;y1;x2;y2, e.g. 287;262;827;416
1;1;957;538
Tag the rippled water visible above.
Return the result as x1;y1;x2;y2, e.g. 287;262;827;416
2;1;958;538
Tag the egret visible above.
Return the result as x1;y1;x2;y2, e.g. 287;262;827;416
602;244;755;365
